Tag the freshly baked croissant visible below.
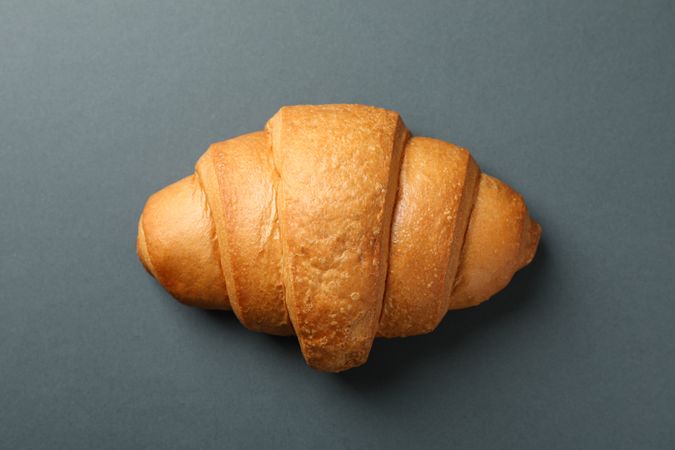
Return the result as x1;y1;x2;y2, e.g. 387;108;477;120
137;104;541;372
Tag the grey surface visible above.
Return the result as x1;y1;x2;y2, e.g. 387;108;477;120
1;0;674;448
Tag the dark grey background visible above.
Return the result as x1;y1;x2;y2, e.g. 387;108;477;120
1;0;673;448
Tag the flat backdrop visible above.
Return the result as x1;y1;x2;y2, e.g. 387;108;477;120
2;1;674;449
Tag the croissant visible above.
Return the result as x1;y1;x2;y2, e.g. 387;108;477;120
137;104;541;372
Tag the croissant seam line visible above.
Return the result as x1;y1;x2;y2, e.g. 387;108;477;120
266;121;296;336
194;161;228;304
448;169;481;306
376;122;412;331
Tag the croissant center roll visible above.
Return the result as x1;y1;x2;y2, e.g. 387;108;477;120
137;104;541;372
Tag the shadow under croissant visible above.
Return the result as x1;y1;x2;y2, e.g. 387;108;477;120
194;240;548;384
339;239;550;390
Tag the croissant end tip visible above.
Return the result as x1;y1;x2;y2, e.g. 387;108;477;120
520;217;542;269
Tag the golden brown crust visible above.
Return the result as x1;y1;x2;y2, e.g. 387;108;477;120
136;104;542;371
137;175;229;309
378;137;479;337
449;174;541;309
199;132;291;336
267;105;408;371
